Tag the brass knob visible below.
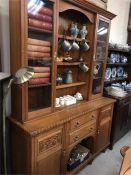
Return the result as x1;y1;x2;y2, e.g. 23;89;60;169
75;121;80;128
89;127;93;132
91;115;95;120
97;129;100;134
74;136;79;142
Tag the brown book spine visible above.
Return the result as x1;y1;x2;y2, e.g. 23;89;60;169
28;51;50;58
31;66;50;73
33;72;50;78
28;13;52;23
28;38;51;47
29;78;50;85
29;18;52;31
28;45;51;53
39;7;53;16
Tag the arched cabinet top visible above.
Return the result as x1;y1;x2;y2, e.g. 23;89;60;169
59;0;116;21
59;1;95;24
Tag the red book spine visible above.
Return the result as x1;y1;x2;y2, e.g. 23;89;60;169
28;45;51;53
28;13;52;23
29;78;50;85
29;18;52;31
28;38;51;47
39;7;53;16
28;51;50;58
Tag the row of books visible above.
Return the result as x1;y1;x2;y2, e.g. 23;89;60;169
28;6;53;31
29;66;51;85
28;38;51;59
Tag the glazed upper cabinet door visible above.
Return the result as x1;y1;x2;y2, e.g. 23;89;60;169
27;0;56;118
10;0;57;122
91;16;110;98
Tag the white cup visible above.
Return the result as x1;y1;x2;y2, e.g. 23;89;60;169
59;97;65;106
55;98;60;107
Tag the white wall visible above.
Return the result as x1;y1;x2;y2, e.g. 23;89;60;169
0;0;10;72
107;0;131;44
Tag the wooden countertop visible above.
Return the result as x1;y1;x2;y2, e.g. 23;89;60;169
9;97;116;136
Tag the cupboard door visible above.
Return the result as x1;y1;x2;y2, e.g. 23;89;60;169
92;16;110;97
35;127;63;174
96;116;111;151
36;148;62;175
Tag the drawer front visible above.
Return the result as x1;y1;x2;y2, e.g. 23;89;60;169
70;111;98;132
100;105;113;121
69;122;96;145
36;129;62;156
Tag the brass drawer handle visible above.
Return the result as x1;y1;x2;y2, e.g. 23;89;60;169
89;127;94;132
74;136;80;142
75;121;80;128
91;115;95;120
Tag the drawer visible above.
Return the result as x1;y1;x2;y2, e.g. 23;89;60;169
70;111;98;132
36;129;62;157
69;121;96;145
100;105;113;120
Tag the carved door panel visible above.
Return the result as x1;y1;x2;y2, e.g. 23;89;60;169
96;116;111;151
34;127;63;174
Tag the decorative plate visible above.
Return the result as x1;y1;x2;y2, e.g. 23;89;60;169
105;68;111;80
111;67;117;78
116;67;124;77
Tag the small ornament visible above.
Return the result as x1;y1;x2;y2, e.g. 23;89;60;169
80;25;88;39
70;23;79;39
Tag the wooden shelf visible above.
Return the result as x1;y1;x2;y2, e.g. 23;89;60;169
56;62;86;66
107;63;130;66
104;77;128;84
93;76;102;80
29;27;53;34
58;34;89;42
108;48;130;53
28;83;51;88
97;40;106;44
56;82;86;89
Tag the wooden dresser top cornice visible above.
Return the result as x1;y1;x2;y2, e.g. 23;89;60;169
63;0;116;20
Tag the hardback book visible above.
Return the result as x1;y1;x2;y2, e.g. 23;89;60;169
29;77;50;85
28;13;52;23
39;6;53;16
28;38;51;47
28;51;50;58
31;66;50;73
29;18;53;31
28;45;51;53
33;72;50;78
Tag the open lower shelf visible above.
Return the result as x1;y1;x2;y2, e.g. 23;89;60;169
56;82;86;89
66;153;93;175
58;34;89;43
28;26;53;34
108;48;130;53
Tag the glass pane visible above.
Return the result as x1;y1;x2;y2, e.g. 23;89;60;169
92;19;109;95
92;79;102;94
97;20;109;42
27;0;54;112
